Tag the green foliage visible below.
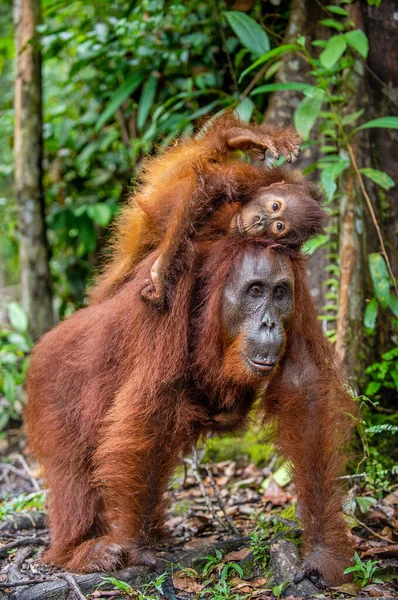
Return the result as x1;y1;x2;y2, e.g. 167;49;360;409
344;553;383;588
0;304;32;432
0;491;46;520
365;347;398;397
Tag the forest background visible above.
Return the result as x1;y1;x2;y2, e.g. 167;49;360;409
0;0;397;542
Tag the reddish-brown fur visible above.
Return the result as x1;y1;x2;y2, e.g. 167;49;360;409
88;113;309;306
26;236;356;583
26;115;356;584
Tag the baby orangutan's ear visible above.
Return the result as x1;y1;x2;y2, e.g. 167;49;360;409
263;180;285;192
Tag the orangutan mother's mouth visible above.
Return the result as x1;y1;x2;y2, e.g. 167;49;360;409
236;213;245;236
243;354;276;373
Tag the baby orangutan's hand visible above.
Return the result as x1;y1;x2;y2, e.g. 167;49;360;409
227;123;302;163
140;256;165;308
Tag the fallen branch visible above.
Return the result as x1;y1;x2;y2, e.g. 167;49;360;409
0;537;46;559
61;573;87;600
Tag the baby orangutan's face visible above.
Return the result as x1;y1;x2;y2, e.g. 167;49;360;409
230;182;325;243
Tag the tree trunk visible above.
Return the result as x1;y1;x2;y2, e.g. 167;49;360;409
14;0;53;340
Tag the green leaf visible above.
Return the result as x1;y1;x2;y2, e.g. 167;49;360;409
87;203;113;228
320;18;345;32
321;169;337;202
365;381;381;396
356;496;377;513
368;253;390;309
320;35;347;70
325;5;349;16
225;11;270;57
239;44;298;80
341;109;364;126
234;97;255;122
302;234;329;255
7;302;29;333
364;298;378;329
360;168;395;191
3;372;16;404
389;294;398;318
344;29;369;58
95;72;145;131
294;89;325;140
251;82;313;96
356;116;398;131
137;74;158;131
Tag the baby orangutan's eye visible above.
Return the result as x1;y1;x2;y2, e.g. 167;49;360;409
272;202;280;212
277;222;284;231
271;221;285;235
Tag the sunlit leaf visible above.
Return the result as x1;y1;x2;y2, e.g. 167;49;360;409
95;72;145;131
3;372;16;404
356;116;398;131
325;5;349;16
344;29;369;58
294;89;325;140
251;82;313;96
234;97;255;122
8;302;29;333
224;11;270;58
320;35;347;70
368;253;390;309
137;74;158;131
87;203;113;228
302;234;329;255
364;298;378;329
360;168;395;191
320;18;345;32
239;44;298;80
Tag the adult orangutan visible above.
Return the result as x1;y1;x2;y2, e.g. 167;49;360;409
26;234;355;585
88;113;326;308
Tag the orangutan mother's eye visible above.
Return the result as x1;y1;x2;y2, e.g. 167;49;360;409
272;202;280;211
248;283;263;297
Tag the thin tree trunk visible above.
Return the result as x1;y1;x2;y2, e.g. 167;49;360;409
14;0;53;340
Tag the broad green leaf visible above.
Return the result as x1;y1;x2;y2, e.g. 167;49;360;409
87;203;113;228
235;97;255;122
321;170;337;202
239;44;298;80
225;11;270;57
368;253;390;309
294;89;325;140
360;168;395;191
364;298;378;329
325;5;349;16
344;29;369;58
356;496;377;513
8;302;29;333
356;116;398;131
365;381;381;396
3;372;16;404
320;35;347;70
251;82;313;96
389;294;398;318
302;234;329;255
320;18;345;32
341;109;364;126
137;74;158;131
95;72;145;131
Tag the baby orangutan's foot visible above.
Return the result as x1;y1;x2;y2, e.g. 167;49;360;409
293;545;351;587
227;124;302;163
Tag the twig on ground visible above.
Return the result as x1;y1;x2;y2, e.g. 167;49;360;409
7;546;33;585
337;472;367;480
0;537;46;559
14;454;42;493
355;517;396;544
204;463;239;535
61;572;87;600
184;448;225;530
0;579;49;588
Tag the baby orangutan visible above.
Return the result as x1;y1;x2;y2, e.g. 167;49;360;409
148;175;326;308
89;112;325;309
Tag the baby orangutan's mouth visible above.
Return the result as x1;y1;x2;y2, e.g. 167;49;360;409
236;213;245;236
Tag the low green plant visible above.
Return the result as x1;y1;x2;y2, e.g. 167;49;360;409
0;302;32;432
0;491;46;520
344;553;382;588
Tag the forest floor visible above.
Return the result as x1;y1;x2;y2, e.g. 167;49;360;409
0;428;397;600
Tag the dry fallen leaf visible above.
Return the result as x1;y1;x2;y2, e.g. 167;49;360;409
361;544;398;558
224;547;252;562
172;575;204;593
262;475;288;505
336;583;360;596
